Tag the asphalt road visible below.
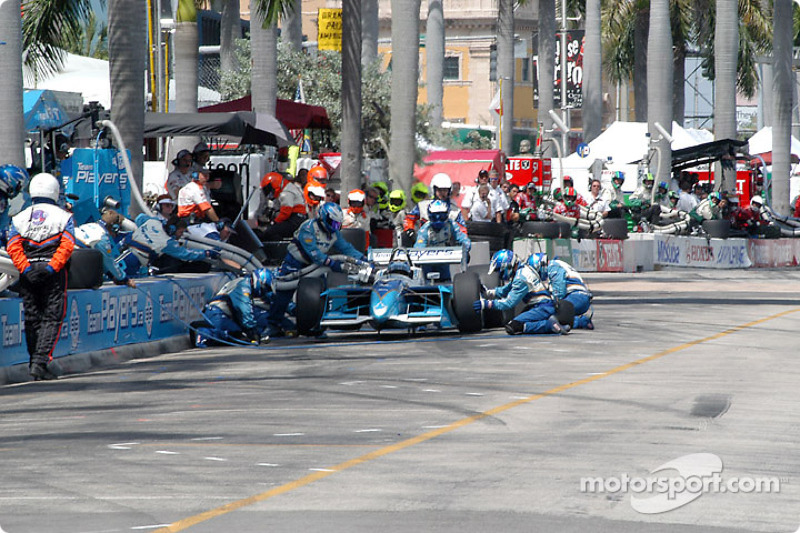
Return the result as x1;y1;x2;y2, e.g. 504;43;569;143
1;268;799;533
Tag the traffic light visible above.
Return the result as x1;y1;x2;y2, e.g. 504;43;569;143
489;43;497;82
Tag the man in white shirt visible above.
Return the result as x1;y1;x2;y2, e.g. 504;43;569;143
461;169;490;219
487;170;510;222
165;149;194;200
469;184;497;222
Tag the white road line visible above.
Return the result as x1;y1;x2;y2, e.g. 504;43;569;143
422;425;447;429
108;442;139;450
309;468;335;472
273;433;305;437
131;525;174;530
203;457;228;462
380;385;398;389
257;463;280;467
339;381;364;386
155;450;179;455
353;429;382;433
422;389;441;393
190;436;224;441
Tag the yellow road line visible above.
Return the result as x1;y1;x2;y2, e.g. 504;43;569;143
155;307;799;532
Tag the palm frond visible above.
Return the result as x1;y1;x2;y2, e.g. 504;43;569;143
22;0;96;77
251;0;297;27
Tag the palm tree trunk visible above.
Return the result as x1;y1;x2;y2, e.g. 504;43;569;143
174;22;199;113
109;0;147;215
772;0;792;213
362;0;379;66
713;0;737;193
0;0;25;166
220;0;241;74
282;0;303;52
647;0;672;183
426;0;444;128
497;0;514;152
340;0;362;199
633;10;648;122
389;0;422;193
537;0;555;157
251;4;278;116
582;0;601;142
672;45;685;124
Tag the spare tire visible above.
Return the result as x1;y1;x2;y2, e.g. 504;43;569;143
340;228;368;254
602;218;628;240
296;277;326;336
702;219;731;239
466;221;507;237
452;272;482;333
229;219;268;263
68;248;104;289
519;221;560;239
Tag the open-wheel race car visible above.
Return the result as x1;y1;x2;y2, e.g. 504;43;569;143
294;246;492;336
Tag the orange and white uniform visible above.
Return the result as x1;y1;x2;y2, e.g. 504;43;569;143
177;181;213;220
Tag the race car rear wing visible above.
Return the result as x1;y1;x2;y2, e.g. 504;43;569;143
369;247;466;268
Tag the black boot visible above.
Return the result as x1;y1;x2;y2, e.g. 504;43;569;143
29;362;57;381
504;320;524;335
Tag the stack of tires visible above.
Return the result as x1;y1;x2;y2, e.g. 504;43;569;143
466;221;510;255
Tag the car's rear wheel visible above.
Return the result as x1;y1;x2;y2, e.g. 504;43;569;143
296;277;326;336
452;272;482;333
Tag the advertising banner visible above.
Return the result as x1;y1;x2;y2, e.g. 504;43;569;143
317;9;342;51
0;274;227;368
533;30;584;109
653;235;751;268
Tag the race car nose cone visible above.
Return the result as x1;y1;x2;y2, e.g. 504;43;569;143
370;289;392;323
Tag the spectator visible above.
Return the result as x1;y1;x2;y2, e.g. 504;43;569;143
325;188;339;204
461;169;490;219
506;184;521;224
468;184;495;222
488;170;510;221
166;149;194;200
587;179;610;217
676;179;699;212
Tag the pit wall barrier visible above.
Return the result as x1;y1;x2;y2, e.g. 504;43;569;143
0;273;229;381
513;235;800;272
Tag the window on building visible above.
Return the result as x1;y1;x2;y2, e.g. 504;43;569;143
443;56;460;80
521;58;530;82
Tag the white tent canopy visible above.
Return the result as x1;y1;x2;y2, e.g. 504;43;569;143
552;121;712;195
24;52;220;109
747;126;800;158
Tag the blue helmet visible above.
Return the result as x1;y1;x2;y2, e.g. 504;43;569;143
317;202;344;234
250;268;275;298
488;249;519;283
428;199;449;230
526;252;548;279
387;260;412;277
0;164;28;199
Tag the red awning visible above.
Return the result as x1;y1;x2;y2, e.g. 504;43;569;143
200;95;332;130
413;149;504;206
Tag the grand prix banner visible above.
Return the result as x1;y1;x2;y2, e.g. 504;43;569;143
653;235;751;269
0;274;227;368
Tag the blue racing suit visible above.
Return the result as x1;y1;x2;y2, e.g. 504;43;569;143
196;276;271;346
490;264;557;334
546;259;593;329
268;218;367;331
413;218;471;281
119;214;208;277
404;200;467;233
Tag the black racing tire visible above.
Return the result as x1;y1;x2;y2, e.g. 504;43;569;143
400;230;416;247
555;299;575;326
229;219;268;263
602;218;629;240
340;228;368;255
296;277;326;336
519;221;560;239
466;220;507;238
452;272;483;333
67;248;104;289
465;268;513;328
702;219;731;239
188;320;211;347
262;241;291;266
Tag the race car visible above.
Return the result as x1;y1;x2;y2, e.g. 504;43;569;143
294;246;486;336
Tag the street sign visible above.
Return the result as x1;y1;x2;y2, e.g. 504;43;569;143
577;142;590;158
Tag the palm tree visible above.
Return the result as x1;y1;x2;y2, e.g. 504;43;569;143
582;0;601;142
220;0;241;74
497;0;513;152
65;11;108;59
537;0;556;157
713;0;737;193
647;0;672;183
0;0;26;166
340;0;362;197
362;0;379;66
175;0;199;114
281;0;303;52
772;0;792;213
426;0;444;128
389;0;422;192
250;3;279;115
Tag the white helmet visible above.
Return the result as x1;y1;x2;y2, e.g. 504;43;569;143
750;195;763;207
29;173;61;202
430;173;452;199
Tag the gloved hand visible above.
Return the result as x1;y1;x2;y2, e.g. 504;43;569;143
403;229;416;243
23;263;55;285
204;249;221;260
324;257;343;273
472;299;493;313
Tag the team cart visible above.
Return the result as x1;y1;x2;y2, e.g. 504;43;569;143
294;247;503;336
